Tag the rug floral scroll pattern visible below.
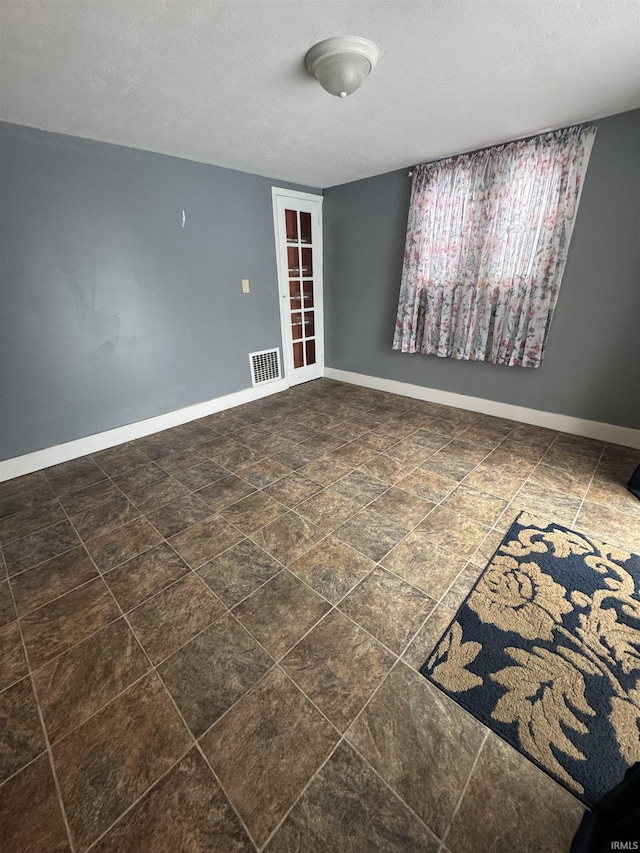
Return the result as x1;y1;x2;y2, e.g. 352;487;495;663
422;513;640;806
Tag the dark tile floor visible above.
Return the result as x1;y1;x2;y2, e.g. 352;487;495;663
1;378;638;852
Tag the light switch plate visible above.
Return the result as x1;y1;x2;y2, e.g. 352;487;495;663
242;279;250;293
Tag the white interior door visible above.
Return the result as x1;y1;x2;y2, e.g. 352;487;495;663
272;188;324;386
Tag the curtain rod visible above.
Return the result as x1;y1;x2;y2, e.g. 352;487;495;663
406;121;594;177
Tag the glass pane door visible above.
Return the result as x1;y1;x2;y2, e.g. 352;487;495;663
273;189;323;386
285;208;316;370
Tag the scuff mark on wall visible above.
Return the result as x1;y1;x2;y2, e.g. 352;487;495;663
91;339;116;358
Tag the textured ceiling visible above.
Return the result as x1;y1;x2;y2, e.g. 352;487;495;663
1;0;639;187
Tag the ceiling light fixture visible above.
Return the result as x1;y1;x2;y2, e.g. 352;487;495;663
305;36;379;99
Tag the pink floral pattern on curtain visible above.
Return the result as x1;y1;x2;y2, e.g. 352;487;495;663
392;125;596;368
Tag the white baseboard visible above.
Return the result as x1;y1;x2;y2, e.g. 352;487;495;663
4;368;637;483
324;367;640;450
0;379;289;483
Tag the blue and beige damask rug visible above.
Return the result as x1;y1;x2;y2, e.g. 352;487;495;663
421;512;640;806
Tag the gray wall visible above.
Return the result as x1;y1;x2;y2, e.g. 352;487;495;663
0;123;316;460
324;109;640;430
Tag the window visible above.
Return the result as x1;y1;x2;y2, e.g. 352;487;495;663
392;125;596;368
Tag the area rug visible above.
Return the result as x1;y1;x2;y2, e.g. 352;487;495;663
421;512;640;806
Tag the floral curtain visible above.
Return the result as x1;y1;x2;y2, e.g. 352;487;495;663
392;125;596;368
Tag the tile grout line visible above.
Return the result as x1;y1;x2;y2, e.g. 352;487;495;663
8;480;323;685
50;501;164;851
2;537;88;582
3;568;78;853
13;409;497;696
0;405;506;587
469;432;562;534
0;741;58;791
505;432;607;532
0;414;513;556
0;501;72;550
465;438;632;584
6;570;123;681
255;655;404;852
160;566;407;799
147;632;263;851
93;412;376;844
0;471;138;576
572;444;607;529
346;731;446;847
289;438;502;619
256;740;343;851
121;569;228;629
495;430;565;525
225;661;358;845
187;618;326;747
12;571;117;626
11;600;119;678
166;591;410;849
262;410;484;816
461;436;575;567
330;556;441;655
59;503;262;853
81;742;197;853
484;435;562;536
38;666;153;752
60;497;230;656
259;656;447;851
312;433;636;571
441;728;491;848
2;412;559;684
4;384;631;850
263;462;495;850
219;497;439;665
191;744;260;852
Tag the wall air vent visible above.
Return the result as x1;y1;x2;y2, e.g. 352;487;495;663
249;348;282;386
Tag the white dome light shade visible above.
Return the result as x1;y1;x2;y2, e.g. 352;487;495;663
305;36;379;99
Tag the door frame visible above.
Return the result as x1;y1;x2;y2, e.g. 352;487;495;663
271;187;324;386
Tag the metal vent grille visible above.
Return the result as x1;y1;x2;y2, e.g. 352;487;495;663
249;348;281;386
